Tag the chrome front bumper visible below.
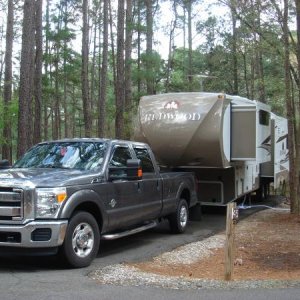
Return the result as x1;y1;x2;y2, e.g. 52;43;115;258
0;220;68;248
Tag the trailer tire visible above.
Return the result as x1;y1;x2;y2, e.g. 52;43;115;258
60;211;100;268
168;199;189;233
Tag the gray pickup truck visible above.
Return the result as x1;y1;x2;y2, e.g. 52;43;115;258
0;138;198;267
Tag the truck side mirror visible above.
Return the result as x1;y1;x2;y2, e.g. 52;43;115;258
126;159;142;180
108;159;142;181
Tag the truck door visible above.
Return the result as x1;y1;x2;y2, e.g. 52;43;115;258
133;146;162;219
106;145;145;229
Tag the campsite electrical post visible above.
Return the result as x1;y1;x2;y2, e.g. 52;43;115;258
224;202;238;281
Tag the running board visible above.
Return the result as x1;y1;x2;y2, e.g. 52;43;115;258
101;221;157;240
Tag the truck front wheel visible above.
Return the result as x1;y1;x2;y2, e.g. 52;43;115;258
60;211;100;268
168;199;189;233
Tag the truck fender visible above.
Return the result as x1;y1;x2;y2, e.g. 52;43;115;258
59;189;108;232
175;182;191;206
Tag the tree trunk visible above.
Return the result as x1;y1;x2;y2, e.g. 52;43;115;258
90;26;96;115
82;0;92;137
33;0;43;145
250;55;255;99
284;0;297;213
109;0;117;95
145;0;154;95
294;0;300;214
63;51;68;138
17;0;35;158
63;2;69;138
115;0;125;139
91;1;100;118
99;0;108;137
43;0;50;141
242;51;250;98
124;0;133;139
53;48;60;140
256;43;265;102
0;25;4;96
230;0;238;95
137;0;141;94
2;0;14;162
166;1;177;93
187;0;193;91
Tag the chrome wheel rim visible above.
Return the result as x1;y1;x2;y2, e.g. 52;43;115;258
72;222;94;258
179;205;188;228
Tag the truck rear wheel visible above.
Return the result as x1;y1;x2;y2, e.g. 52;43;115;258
60;211;100;268
168;199;189;233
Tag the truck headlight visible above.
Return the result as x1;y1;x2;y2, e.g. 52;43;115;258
36;187;67;218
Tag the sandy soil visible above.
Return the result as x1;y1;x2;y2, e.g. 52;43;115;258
132;204;300;281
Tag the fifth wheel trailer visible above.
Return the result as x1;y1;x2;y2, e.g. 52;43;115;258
134;92;289;205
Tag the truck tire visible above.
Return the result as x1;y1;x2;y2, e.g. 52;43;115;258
60;211;100;268
168;199;189;233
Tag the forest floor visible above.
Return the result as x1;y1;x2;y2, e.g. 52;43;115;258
131;199;300;281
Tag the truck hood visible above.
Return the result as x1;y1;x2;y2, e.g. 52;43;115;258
0;168;101;188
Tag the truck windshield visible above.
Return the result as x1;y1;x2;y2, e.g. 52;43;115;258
13;141;108;171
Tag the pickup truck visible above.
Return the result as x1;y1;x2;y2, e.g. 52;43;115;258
0;138;198;268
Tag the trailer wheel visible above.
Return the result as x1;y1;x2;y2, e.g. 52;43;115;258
60;211;100;268
168;199;189;233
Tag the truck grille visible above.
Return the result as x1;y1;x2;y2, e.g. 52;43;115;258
0;188;23;221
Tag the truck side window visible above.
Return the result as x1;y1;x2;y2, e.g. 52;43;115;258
133;148;155;173
109;146;132;167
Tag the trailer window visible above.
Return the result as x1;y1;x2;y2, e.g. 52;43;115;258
133;148;155;173
259;110;270;126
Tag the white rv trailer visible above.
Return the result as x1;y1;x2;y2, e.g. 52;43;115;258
134;92;289;205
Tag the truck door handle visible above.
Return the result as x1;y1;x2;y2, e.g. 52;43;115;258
137;181;141;192
156;180;160;191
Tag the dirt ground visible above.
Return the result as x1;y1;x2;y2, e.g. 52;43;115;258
132;201;300;281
